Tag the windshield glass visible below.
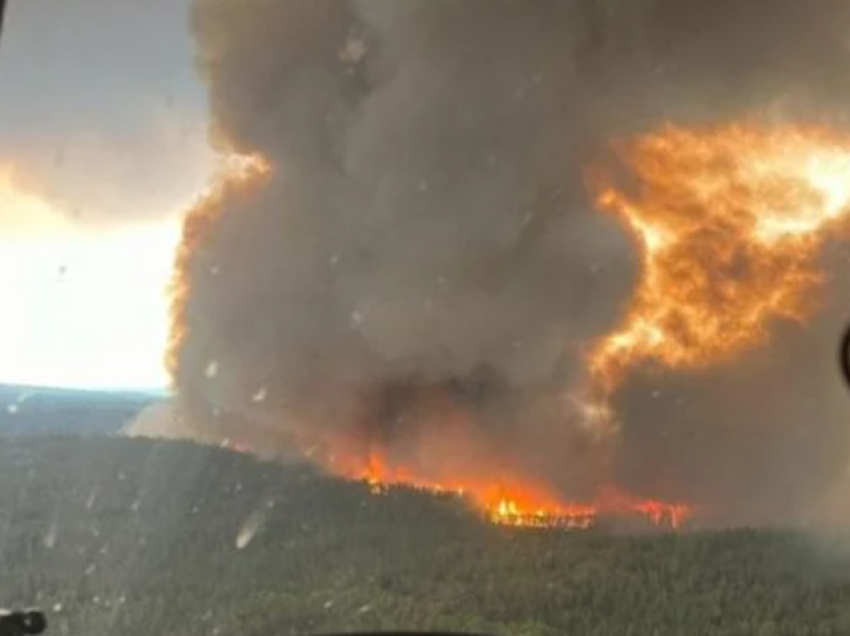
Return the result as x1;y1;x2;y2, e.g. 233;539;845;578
2;1;850;635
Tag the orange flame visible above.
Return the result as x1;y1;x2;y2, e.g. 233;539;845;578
587;123;850;398
330;447;693;530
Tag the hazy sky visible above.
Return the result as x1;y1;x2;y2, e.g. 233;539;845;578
0;0;213;389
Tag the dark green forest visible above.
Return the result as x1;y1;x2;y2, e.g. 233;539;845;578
0;436;849;636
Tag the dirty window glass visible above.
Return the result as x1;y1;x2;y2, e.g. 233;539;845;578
1;2;850;636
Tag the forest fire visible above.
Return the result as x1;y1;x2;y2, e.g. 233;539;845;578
167;120;850;532
335;450;693;530
163;0;850;534
317;121;850;531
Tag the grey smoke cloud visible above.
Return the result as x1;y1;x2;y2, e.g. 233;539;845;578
0;0;207;227
167;0;850;522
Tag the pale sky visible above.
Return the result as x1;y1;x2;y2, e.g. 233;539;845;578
0;0;213;389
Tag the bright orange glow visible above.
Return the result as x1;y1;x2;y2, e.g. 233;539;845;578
329;447;693;530
587;123;850;398
166;152;271;380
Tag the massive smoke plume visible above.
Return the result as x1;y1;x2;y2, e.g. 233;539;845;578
163;0;850;525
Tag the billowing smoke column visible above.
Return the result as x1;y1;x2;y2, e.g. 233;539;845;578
166;0;850;526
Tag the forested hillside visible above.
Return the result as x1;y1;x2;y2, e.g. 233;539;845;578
0;385;161;436
0;436;849;636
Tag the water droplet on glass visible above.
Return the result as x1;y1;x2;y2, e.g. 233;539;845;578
338;36;368;64
43;521;57;548
235;508;267;550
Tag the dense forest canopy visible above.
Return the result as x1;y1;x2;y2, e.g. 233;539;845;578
1;436;850;636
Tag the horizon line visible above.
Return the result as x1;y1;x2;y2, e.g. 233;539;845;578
0;382;172;396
